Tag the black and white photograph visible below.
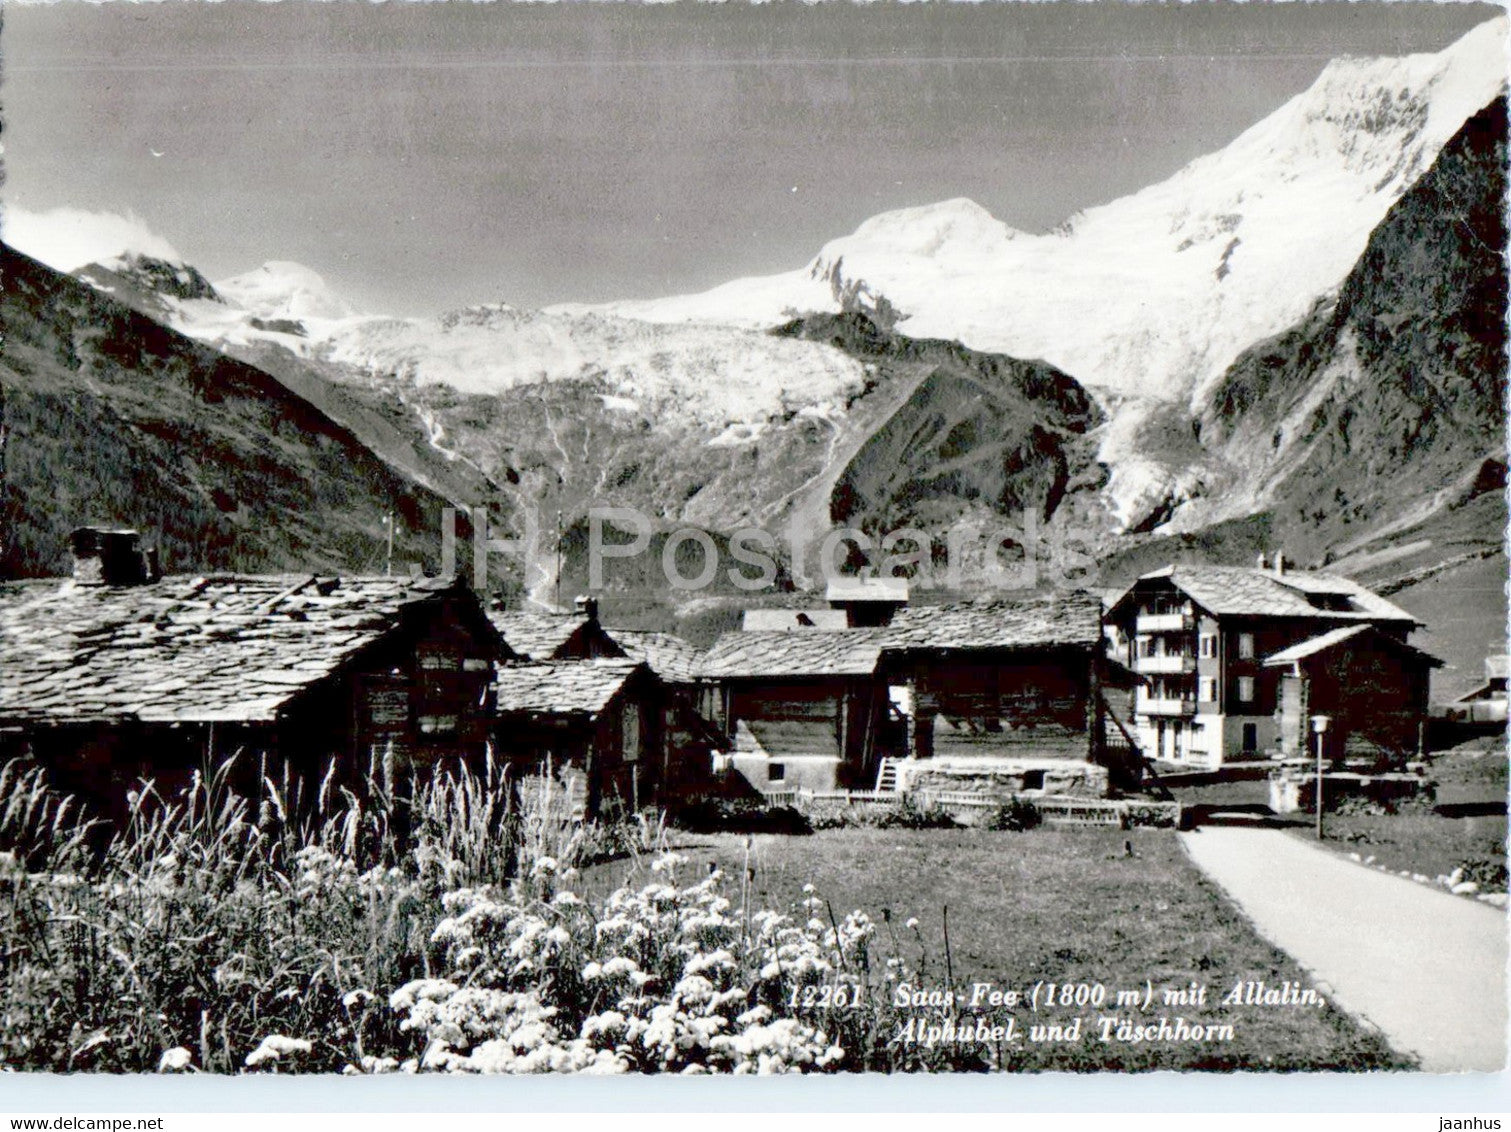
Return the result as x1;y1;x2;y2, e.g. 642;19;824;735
0;0;1507;1115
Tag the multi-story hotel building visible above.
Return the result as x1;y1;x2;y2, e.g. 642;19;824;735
1105;557;1436;768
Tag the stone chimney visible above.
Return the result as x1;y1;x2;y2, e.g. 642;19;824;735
1256;552;1269;571
1273;550;1287;577
70;527;161;587
573;594;600;623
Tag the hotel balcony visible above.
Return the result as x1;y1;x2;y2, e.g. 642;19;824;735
1136;693;1197;717
1136;654;1197;675
1136;612;1195;633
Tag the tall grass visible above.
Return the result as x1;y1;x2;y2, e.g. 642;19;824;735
0;757;972;1074
0;755;608;1073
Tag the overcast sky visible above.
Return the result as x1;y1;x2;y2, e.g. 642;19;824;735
3;1;1501;316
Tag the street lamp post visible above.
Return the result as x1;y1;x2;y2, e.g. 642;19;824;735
1312;715;1331;841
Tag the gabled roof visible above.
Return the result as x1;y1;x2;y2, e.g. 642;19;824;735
488;610;604;660
700;591;1105;679
882;591;1105;651
698;630;884;679
605;629;702;684
1109;565;1416;624
741;609;850;632
0;574;493;726
493;659;644;718
1263;624;1442;668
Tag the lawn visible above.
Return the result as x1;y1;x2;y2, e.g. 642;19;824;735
1165;744;1507;895
583;827;1410;1071
1314;810;1507;893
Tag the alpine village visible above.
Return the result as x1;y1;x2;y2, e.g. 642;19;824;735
0;10;1506;1078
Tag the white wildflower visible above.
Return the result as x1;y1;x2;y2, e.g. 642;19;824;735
245;1035;313;1068
157;1047;194;1073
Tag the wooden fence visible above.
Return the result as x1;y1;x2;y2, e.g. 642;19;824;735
756;787;1180;828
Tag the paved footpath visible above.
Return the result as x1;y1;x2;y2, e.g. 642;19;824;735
1180;826;1508;1072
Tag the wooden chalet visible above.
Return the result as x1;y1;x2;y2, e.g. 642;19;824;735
492;659;663;818
484;598;728;806
604;629;728;800
1265;625;1441;765
879;592;1143;790
0;531;508;822
697;590;1144;797
696;630;892;794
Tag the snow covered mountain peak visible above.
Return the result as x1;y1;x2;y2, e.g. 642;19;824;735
214;261;357;322
547;17;1504;526
811;198;1020;270
572;19;1505;395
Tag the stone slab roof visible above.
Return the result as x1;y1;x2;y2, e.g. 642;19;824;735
1264;624;1443;667
493;659;642;718
0;574;475;726
883;591;1104;651
700;591;1105;678
606;629;702;684
1112;565;1416;623
698;630;885;679
487;610;590;660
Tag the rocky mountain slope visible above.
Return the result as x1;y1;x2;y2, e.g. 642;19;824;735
1178;95;1508;563
0;243;451;580
557;19;1506;525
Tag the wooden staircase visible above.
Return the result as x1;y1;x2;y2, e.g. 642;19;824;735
1100;694;1175;801
874;756;905;794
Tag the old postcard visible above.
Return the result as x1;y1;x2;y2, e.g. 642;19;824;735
0;0;1506;1104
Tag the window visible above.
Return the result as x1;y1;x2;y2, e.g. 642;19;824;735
1242;723;1259;752
621;702;642;764
1237;632;1255;659
1200;635;1217;658
767;762;786;783
1202;678;1219;702
418;713;458;736
1021;770;1046;791
1237;676;1255;703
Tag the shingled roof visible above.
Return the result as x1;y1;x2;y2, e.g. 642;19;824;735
1263;625;1442;668
699;591;1106;678
698;630;885;679
882;591;1104;651
488;610;598;660
606;629;703;684
0;574;489;726
1109;565;1416;623
493;659;643;718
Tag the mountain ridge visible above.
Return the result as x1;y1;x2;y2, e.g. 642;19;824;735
0;242;452;580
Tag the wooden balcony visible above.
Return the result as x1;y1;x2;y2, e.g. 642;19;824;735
1136;654;1197;675
1136;612;1195;633
1136;693;1197;717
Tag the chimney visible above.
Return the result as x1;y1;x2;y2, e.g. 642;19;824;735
573;594;599;623
70;527;161;587
1273;550;1286;577
1256;552;1269;571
